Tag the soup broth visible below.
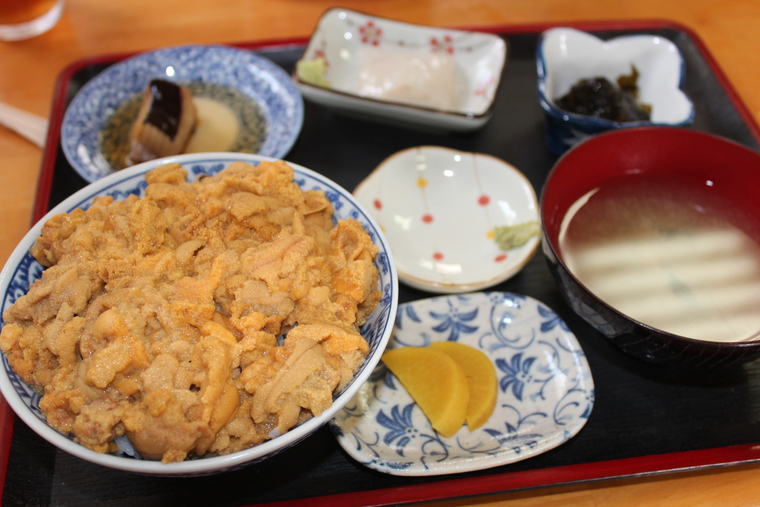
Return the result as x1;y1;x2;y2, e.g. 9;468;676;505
559;172;760;342
101;81;267;171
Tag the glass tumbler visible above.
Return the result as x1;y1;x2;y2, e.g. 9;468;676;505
0;0;64;41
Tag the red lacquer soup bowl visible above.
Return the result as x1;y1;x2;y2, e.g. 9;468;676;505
541;127;760;368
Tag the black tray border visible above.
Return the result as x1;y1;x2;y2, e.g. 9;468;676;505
2;19;760;507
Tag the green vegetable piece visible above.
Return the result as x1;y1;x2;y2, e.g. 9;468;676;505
295;57;331;88
493;221;540;251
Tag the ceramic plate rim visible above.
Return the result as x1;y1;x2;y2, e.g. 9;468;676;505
294;78;495;120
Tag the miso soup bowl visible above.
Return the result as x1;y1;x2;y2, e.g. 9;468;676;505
541;127;760;368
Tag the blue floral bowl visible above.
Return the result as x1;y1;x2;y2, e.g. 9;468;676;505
537;27;694;156
62;45;304;183
0;153;398;476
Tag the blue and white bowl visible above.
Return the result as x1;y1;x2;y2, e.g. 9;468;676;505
537;27;694;155
0;153;398;476
62;45;304;183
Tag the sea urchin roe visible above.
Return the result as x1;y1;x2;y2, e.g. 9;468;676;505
0;160;381;463
556;66;652;122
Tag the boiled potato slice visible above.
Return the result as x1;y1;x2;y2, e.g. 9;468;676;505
382;347;469;438
430;341;497;430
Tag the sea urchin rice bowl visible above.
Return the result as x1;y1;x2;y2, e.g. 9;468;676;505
0;153;397;476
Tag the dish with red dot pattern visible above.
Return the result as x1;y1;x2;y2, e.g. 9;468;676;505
354;145;540;293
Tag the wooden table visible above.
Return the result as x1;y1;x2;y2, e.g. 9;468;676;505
1;1;760;505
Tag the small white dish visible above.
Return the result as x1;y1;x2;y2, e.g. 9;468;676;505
537;27;694;155
330;292;595;476
293;8;507;132
62;45;304;183
354;146;540;293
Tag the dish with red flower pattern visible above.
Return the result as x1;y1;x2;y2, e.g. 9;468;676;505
292;8;507;132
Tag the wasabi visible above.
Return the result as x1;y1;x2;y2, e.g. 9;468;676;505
296;57;331;88
493;221;540;251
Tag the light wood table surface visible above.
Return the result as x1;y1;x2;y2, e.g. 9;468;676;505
1;1;760;506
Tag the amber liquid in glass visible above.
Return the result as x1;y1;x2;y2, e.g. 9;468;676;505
0;0;58;24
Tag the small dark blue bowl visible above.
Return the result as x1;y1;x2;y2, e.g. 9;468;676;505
537;27;695;156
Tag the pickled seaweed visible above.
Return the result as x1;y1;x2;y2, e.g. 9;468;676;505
556;66;651;122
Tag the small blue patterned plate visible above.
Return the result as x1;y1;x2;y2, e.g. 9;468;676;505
62;44;304;183
330;292;594;476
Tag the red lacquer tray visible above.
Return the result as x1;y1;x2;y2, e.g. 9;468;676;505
2;21;760;506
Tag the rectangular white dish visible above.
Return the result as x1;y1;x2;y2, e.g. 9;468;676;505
293;8;507;132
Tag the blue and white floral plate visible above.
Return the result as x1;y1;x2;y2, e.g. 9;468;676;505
330;292;594;476
62;44;304;183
